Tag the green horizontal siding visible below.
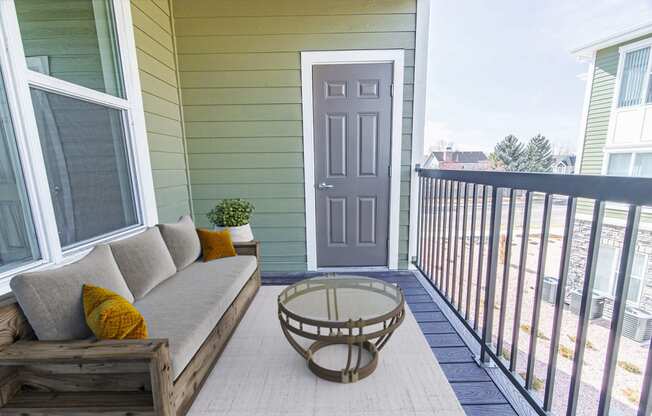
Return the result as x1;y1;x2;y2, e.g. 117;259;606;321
132;0;192;223
174;0;417;271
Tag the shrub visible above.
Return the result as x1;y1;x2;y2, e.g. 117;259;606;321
558;344;574;360
622;387;640;404
207;199;255;227
618;361;642;374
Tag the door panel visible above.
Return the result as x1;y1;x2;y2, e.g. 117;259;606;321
313;63;393;267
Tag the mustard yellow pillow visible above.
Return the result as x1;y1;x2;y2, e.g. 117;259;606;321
197;228;237;262
83;284;148;340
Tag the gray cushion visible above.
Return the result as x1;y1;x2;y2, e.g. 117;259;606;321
10;245;134;341
157;215;201;271
134;255;257;379
110;228;177;299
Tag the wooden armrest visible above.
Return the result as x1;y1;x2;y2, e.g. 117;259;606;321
0;338;169;365
233;240;260;260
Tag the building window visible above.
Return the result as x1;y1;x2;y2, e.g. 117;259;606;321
0;70;39;273
617;46;651;107
594;245;647;304
606;152;652;177
0;0;153;282
30;90;138;248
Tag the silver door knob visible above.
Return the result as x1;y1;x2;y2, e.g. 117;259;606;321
318;182;334;190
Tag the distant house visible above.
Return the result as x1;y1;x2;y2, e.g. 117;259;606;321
423;150;490;170
553;155;576;174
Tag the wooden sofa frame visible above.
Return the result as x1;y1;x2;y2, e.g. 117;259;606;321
0;241;261;415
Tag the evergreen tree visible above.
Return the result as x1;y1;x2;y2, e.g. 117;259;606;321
489;134;524;171
523;134;554;172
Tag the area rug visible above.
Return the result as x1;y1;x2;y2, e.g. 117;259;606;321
188;286;464;416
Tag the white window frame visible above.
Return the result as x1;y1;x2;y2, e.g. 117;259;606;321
0;0;157;291
602;148;652;177
614;39;652;109
594;245;647;304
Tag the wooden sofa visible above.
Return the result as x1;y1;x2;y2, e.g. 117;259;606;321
0;240;260;416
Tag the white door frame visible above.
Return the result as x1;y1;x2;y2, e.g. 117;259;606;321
301;50;404;270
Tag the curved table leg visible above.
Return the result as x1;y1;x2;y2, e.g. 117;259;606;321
306;340;379;383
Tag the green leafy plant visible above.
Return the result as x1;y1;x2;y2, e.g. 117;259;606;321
207;199;254;227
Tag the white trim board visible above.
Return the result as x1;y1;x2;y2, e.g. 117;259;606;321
408;0;434;268
300;50;405;270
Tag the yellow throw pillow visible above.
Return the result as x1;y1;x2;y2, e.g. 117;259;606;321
197;228;237;262
83;284;148;340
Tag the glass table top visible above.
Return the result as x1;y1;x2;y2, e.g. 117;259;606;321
278;275;403;323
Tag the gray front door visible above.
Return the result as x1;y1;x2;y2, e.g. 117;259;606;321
313;63;393;267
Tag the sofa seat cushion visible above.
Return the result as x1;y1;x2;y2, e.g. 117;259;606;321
10;245;134;340
133;255;257;379
110;228;177;299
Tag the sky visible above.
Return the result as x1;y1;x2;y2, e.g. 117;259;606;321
424;0;652;155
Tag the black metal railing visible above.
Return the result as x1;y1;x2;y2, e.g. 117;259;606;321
413;167;652;416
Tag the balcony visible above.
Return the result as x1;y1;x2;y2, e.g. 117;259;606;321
413;167;652;416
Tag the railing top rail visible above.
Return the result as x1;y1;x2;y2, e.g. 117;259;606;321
417;168;652;206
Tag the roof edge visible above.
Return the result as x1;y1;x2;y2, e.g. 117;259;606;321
571;22;652;59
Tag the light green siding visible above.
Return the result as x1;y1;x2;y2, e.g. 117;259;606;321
173;0;417;271
131;0;192;223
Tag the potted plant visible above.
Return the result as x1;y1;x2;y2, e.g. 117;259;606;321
207;199;255;242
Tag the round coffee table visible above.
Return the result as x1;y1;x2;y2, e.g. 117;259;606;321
278;275;405;383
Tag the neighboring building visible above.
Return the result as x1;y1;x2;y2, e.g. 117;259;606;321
572;23;652;317
553;154;576;174
422;150;490;170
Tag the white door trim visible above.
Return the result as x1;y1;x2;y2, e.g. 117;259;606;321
301;50;404;270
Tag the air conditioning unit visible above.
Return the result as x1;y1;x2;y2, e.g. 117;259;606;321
542;276;558;304
622;307;652;342
570;290;605;320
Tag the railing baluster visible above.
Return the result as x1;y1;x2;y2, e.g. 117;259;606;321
440;181;449;290
434;179;443;284
474;185;488;332
640;334;652;416
496;188;516;359
598;205;641;415
458;183;468;310
510;190;533;373
446;181;455;298
416;176;425;268
430;179;444;282
543;197;577;411
526;193;553;389
481;187;503;363
465;184;478;321
567;201;605;416
424;178;433;276
452;181;462;309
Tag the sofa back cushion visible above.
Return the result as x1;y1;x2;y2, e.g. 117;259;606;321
157;215;201;270
110;228;176;299
10;245;134;340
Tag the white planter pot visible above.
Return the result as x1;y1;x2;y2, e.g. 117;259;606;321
214;223;254;242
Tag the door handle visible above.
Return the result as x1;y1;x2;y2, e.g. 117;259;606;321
318;182;334;190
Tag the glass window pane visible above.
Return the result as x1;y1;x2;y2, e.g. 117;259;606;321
31;89;138;247
633;153;652;177
606;153;631;176
15;0;124;97
594;246;617;294
0;72;40;272
627;278;643;303
618;47;650;107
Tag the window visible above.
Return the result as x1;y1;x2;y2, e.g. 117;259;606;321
617;46;650;107
594;244;647;304
0;0;153;280
31;90;138;247
0;70;39;272
606;152;652;178
15;0;124;97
